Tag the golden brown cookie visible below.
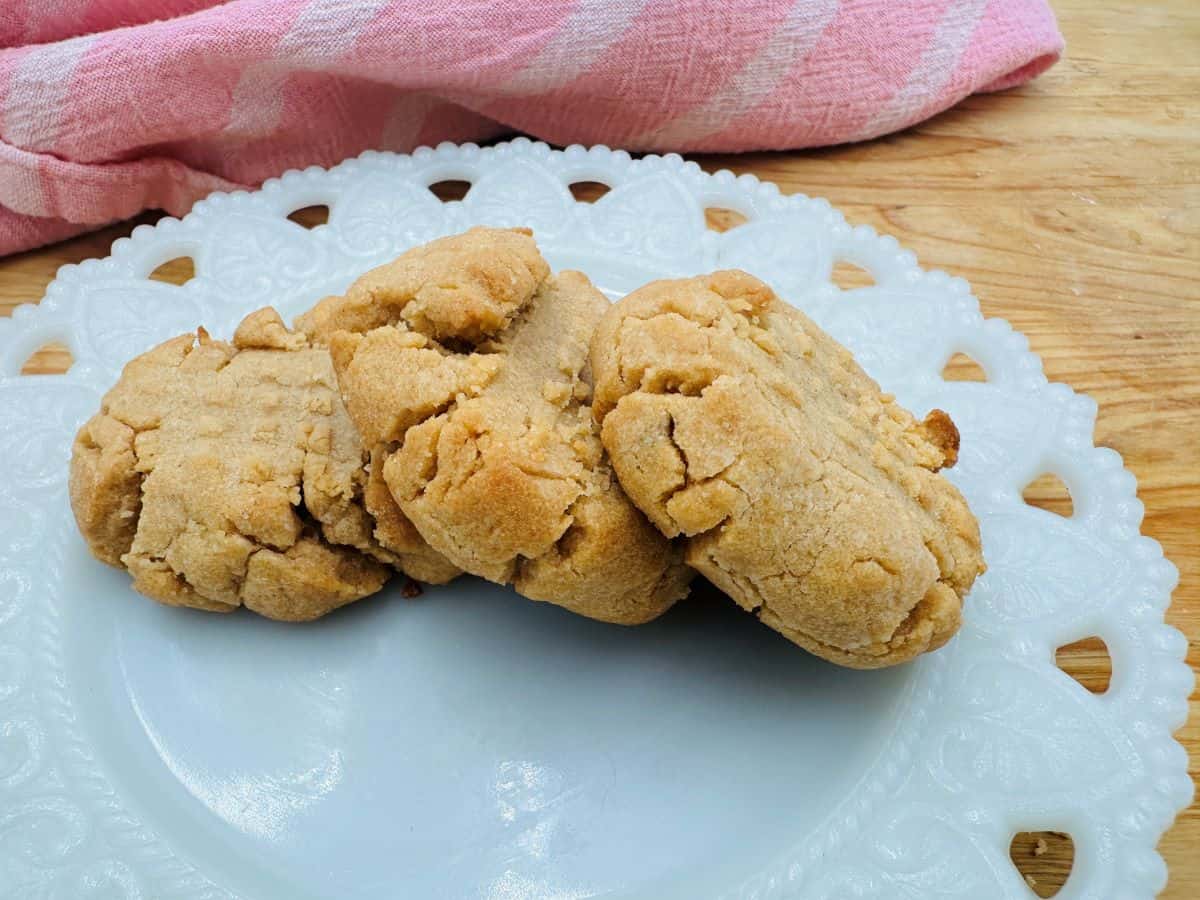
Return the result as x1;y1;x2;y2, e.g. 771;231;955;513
590;271;985;667
69;308;456;622
301;227;693;624
298;225;550;346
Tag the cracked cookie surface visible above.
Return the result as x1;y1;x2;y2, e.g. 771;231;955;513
590;271;985;667
69;308;453;622
302;227;692;624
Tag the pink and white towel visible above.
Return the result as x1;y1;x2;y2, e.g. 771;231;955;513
0;0;1062;256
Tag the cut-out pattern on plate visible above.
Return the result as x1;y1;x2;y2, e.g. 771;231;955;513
1023;471;1074;518
1056;636;1113;695
831;258;875;290
568;180;611;203
19;341;73;375
1011;830;1075;898
286;204;330;229
147;255;195;285
428;179;472;202
704;206;749;232
943;350;987;382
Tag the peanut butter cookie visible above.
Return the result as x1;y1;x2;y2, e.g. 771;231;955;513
301;227;692;624
590;271;985;667
70;308;456;622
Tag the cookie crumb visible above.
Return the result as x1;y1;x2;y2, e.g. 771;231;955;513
1024;875;1038;888
401;578;424;598
542;380;571;405
1033;837;1048;857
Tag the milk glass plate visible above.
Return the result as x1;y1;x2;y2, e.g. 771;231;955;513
0;140;1191;900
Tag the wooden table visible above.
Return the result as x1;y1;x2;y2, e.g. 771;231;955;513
2;0;1195;895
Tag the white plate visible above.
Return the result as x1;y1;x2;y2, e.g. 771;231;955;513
0;140;1191;900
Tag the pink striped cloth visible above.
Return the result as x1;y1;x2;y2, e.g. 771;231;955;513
0;0;1062;256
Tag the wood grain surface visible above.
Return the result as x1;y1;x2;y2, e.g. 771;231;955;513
2;0;1195;895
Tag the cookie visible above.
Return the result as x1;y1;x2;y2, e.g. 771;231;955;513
69;307;456;622
298;224;549;346
301;227;693;624
590;271;985;667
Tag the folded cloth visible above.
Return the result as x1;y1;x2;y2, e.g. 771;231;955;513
0;0;1062;255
